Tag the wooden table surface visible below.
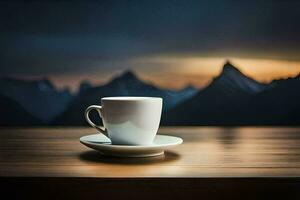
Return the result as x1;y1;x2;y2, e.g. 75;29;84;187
1;127;300;177
1;127;300;199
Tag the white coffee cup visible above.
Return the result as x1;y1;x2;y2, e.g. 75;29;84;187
85;97;163;145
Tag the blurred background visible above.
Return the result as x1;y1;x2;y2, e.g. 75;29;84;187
1;0;300;126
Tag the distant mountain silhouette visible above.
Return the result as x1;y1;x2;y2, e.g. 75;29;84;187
218;61;268;94
1;61;300;126
162;61;272;125
0;77;73;122
53;70;197;126
79;80;92;95
0;94;41;126
225;74;300;125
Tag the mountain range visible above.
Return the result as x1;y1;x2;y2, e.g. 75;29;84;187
0;61;299;126
52;71;197;126
0;94;41;126
0;77;73;123
162;61;300;125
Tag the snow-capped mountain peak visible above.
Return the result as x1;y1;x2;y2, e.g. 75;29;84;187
214;61;267;94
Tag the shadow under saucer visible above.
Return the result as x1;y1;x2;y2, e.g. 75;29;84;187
78;150;180;165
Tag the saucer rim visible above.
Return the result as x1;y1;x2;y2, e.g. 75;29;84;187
80;134;183;149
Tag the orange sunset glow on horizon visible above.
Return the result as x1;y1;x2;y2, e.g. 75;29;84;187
48;56;300;91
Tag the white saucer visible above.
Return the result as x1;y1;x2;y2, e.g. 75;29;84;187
80;134;183;157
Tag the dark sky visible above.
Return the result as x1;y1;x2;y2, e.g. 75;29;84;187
1;0;300;89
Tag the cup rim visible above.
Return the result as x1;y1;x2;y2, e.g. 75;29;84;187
101;96;162;101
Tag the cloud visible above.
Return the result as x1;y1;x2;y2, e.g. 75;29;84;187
1;0;300;76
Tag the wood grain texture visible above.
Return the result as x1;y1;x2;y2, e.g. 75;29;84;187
1;127;300;177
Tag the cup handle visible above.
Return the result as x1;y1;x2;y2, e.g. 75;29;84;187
85;105;108;137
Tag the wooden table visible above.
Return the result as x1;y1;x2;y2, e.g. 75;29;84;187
1;127;300;199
